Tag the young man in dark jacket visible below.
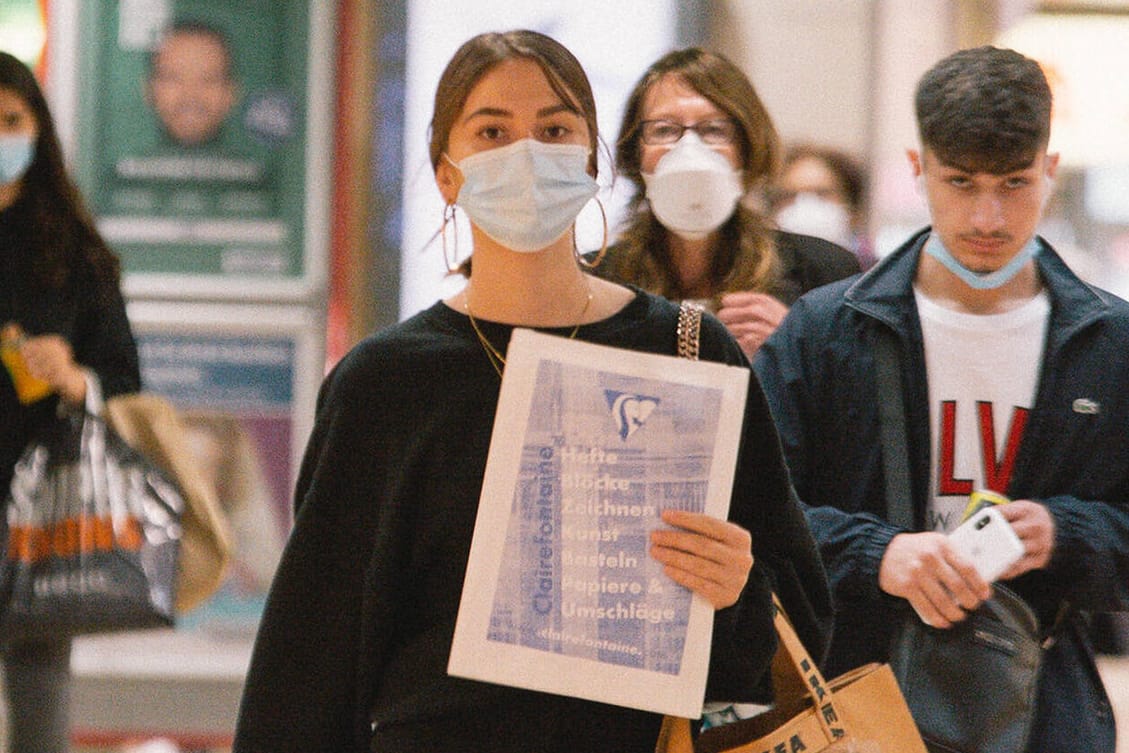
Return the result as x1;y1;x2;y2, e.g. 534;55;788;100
754;46;1129;752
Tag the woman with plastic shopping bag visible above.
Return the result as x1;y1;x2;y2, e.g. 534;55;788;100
0;50;141;753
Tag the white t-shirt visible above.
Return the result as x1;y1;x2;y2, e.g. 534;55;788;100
915;288;1050;532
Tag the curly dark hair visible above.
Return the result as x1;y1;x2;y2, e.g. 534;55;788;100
915;46;1052;175
0;51;120;294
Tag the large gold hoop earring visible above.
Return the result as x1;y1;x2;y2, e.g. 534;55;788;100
441;203;459;274
576;197;608;269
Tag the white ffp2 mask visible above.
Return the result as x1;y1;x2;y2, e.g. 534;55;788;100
449;139;598;252
774;193;853;248
642;131;743;240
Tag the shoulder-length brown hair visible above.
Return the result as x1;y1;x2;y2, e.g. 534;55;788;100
0;51;120;292
610;48;782;302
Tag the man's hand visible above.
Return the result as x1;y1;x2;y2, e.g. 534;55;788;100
878;531;991;628
996;500;1055;580
650;509;753;609
715;292;789;358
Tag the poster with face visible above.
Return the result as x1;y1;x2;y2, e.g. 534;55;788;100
70;0;332;299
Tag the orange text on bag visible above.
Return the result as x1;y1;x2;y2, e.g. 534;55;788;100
7;515;144;563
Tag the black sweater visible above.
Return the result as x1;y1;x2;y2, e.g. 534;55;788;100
1;199;140;493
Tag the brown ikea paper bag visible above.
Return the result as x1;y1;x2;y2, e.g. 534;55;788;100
659;596;927;753
104;393;232;613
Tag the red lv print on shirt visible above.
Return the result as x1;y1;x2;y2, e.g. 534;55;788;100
937;400;1029;495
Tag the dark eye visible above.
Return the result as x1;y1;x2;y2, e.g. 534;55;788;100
478;125;506;142
541;124;571;140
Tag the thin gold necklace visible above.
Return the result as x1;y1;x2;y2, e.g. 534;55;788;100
464;285;594;378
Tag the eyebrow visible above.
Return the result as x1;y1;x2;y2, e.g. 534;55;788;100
462;103;578;123
937;164;1036;177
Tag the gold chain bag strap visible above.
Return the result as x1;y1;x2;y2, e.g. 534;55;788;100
677;301;704;361
655;302;705;753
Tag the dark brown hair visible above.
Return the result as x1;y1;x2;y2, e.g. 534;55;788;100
428;30;599;176
427;31;600;277
0;51;120;292
778;143;867;216
915;46;1052;174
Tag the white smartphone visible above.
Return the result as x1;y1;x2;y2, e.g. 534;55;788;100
948;506;1025;582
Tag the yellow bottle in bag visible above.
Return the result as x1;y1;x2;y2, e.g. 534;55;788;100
1;324;54;404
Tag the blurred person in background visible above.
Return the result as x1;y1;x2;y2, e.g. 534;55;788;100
596;48;858;358
0;50;140;753
771;142;878;270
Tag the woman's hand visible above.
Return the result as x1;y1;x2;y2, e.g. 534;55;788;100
715;292;789;357
20;333;87;406
650;509;753;609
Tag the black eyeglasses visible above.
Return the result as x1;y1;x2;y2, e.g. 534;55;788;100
639;119;738;146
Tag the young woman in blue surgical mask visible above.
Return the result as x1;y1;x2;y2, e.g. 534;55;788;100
598;49;860;357
0;51;140;753
233;30;830;753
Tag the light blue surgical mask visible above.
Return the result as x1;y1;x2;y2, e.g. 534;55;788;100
448;138;597;252
923;232;1040;290
0;134;35;185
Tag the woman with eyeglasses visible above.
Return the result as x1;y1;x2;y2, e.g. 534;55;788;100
598;48;859;357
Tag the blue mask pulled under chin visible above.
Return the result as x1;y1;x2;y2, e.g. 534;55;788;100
923;232;1040;290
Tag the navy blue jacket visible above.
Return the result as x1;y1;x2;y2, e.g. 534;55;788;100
754;229;1129;752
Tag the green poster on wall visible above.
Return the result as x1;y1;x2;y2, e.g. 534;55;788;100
73;0;329;299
